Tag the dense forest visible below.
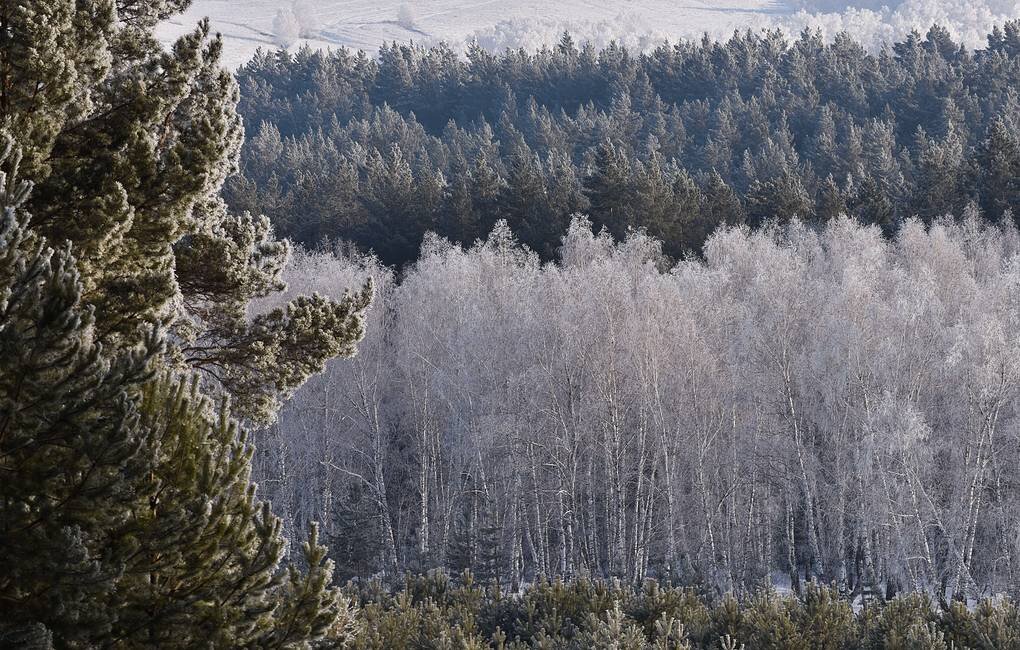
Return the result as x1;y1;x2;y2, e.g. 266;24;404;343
259;215;1020;602
6;1;1020;647
230;22;1020;605
226;23;1020;266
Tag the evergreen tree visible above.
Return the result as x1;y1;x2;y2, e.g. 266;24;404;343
584;139;635;239
327;486;386;583
502;142;550;255
444;152;480;245
0;143;157;645
264;524;357;648
327;159;367;236
0;140;359;647
632;154;684;256
851;171;897;232
474;501;504;585
2;1;370;424
810;106;839;180
363;145;420;267
701;104;739;174
544;150;590;252
447;495;479;577
447;483;503;585
670;168;705;253
0;0;374;643
974;117;1020;223
746;172;813;227
375;43;414;113
910;126;964;221
225;20;1020;266
817;175;849;222
470;149;506;240
112;377;352;648
701;171;746;231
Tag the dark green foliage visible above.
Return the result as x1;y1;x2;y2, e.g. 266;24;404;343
860;593;939;650
327;486;388;583
740;593;809;650
341;576;1020;649
941;600;1020;650
0;146;157;645
746;172;813;227
707;595;746;644
0;155;355;646
628;582;711;644
0;0;372;644
973;115;1020;222
1;0;372;424
229;23;1020;267
263;523;359;648
794;583;857;650
584;139;637;240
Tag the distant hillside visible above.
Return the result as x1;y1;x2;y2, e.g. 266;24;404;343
155;0;785;68
157;0;1018;68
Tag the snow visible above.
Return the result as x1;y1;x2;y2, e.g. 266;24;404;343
156;0;789;68
155;0;1020;69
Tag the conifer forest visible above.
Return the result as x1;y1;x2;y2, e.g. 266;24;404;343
5;1;1020;648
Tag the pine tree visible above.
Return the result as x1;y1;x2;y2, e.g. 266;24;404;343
746;172;813;227
701;171;746;233
109;377;354;647
474;501;504;586
974;117;1020;223
327;485;387;581
0;0;373;644
669;168;705;252
470;149;506;239
0;141;359;647
0;142;157;645
851;171;897;233
444;152;480;245
264;524;358;648
632;154;685;257
375;43;414;113
502;142;550;255
584;139;635;239
810;106;839;179
577;602;646;650
910;126;964;222
701;105;739;173
817;175;849;222
2;0;370;424
363;145;420;267
544;150;589;252
447;495;479;578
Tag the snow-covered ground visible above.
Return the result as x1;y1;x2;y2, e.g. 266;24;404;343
157;0;788;67
156;0;1020;68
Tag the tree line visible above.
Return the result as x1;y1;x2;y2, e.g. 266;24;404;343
258;214;1020;602
226;23;1020;266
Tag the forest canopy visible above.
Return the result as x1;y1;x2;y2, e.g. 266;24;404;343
226;22;1020;266
228;21;1020;602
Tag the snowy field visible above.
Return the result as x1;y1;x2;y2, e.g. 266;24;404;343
156;0;787;67
156;0;1020;68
